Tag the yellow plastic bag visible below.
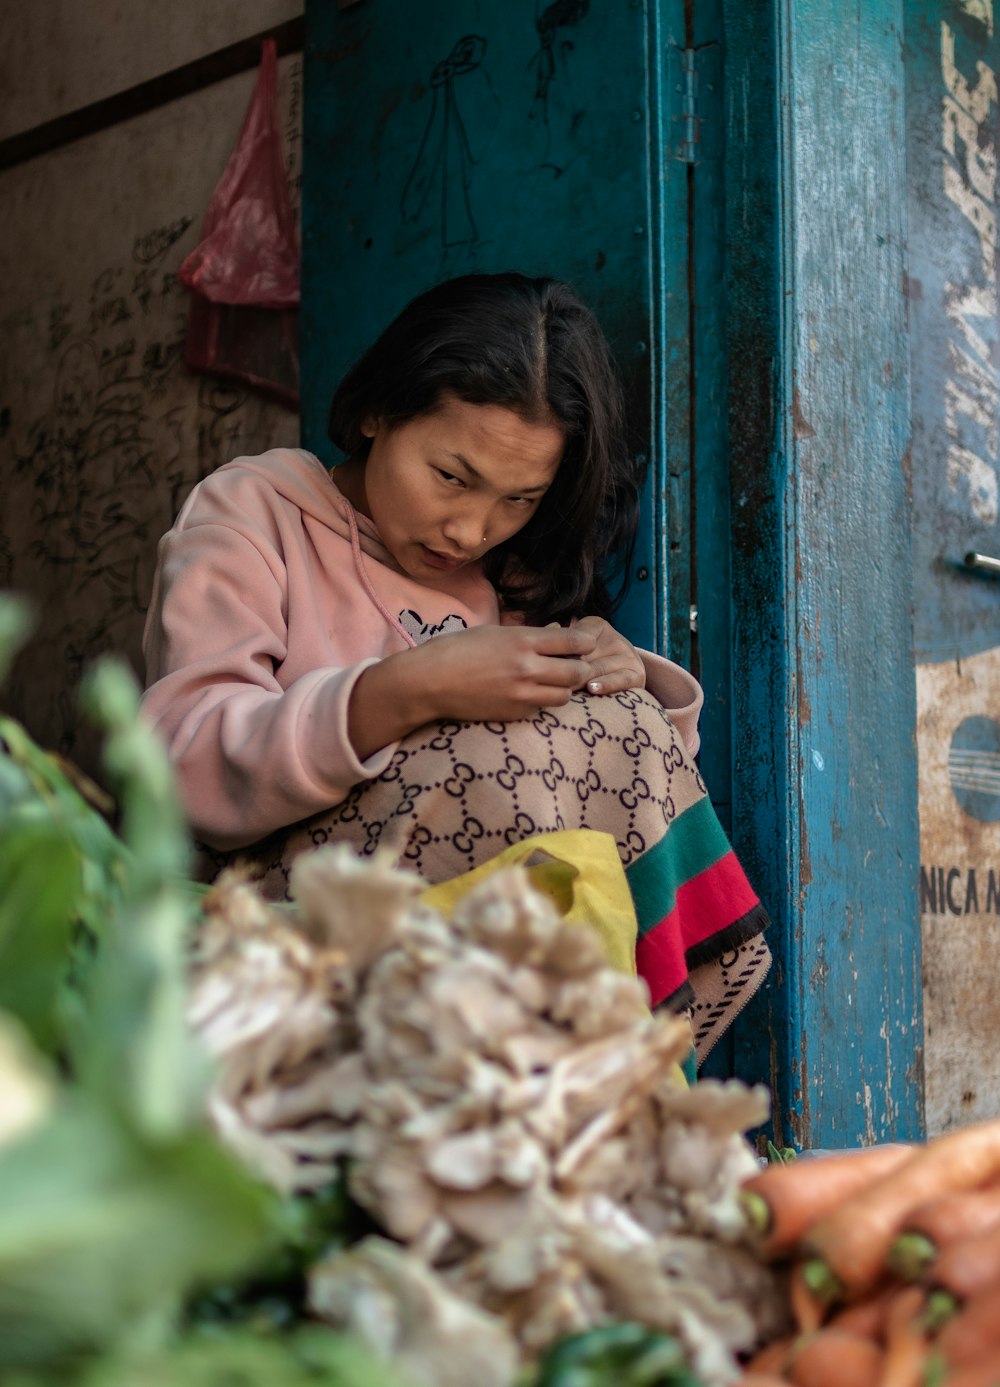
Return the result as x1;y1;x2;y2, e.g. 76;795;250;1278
421;829;637;976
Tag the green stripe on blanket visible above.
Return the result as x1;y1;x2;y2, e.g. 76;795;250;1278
625;796;732;934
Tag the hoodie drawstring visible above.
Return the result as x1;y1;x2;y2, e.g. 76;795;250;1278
343;499;419;649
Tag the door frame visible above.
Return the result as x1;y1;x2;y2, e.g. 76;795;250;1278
719;0;924;1146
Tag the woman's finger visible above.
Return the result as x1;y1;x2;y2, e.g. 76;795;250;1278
584;652;644;679
585;666;645;695
580;653;644;685
536;685;579;708
537;656;594;689
533;625;597;657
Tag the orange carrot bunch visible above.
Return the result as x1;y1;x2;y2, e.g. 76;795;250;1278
737;1120;1000;1386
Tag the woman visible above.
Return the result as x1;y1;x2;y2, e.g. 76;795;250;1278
141;272;770;1062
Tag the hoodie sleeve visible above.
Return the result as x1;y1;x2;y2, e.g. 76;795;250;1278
637;648;704;755
140;482;398;851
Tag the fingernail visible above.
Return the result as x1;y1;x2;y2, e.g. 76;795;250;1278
587;680;600;693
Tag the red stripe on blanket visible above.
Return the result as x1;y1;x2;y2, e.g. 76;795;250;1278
636;851;762;1008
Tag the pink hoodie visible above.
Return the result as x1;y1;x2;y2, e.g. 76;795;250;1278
141;448;704;850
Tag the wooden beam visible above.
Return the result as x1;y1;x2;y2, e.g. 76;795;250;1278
0;15;305;172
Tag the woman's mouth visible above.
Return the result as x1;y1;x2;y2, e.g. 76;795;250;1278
420;545;467;570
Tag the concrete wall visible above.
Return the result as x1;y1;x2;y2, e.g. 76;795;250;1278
0;2;303;779
0;0;304;139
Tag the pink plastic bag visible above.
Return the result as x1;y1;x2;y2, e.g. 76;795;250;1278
179;39;300;406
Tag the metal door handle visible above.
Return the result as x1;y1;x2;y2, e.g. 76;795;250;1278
964;551;1000;576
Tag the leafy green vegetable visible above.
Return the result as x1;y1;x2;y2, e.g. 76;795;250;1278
0;608;132;1059
0;711;129;938
4;1324;404;1387
0;616;279;1373
71;659;204;1138
0;1100;277;1371
531;1322;703;1387
185;1178;376;1332
0;817;81;1052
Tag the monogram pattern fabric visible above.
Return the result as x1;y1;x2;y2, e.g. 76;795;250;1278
686;936;773;1064
201;687;708;893
197;686;770;1051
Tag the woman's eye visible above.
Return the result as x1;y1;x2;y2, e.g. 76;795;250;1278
508;495;535;507
436;469;463;487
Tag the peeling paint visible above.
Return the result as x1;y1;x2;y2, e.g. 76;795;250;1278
799;795;813;889
862;1082;878;1145
768;1021;784;1150
792;384;817;439
798;680;812;727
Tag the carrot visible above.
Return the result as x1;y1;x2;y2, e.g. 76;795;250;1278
785;1328;884;1387
931;1226;1000;1304
888;1186;1000;1281
739;1144;914;1258
936;1282;1000;1367
790;1262;828;1332
802;1120;1000;1301
880;1284;931;1387
936;1360;1000;1387
825;1281;902;1339
739;1376;794;1387
744;1336;795;1373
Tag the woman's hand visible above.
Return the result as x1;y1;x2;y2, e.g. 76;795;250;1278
347;624;598;759
569;616;646;696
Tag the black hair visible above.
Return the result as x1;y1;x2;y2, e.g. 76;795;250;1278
328;272;642;625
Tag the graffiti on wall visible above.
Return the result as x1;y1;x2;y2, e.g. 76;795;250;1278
0;57;303;779
1;234;295;768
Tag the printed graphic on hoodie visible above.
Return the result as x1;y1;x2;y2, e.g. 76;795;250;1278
398;610;469;644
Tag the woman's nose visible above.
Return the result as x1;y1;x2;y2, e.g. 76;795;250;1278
442;509;490;552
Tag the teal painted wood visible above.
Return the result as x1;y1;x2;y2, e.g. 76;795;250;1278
301;0;690;656
648;3;694;659
721;0;802;1118
688;0;738;1083
688;1;731;830
723;0;924;1144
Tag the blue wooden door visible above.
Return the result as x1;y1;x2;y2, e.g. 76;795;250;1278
717;0;924;1145
300;0;692;656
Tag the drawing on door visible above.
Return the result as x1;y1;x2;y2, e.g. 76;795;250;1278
400;35;496;248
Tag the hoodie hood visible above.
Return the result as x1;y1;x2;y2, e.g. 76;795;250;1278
227;447;393;568
212;448;501;639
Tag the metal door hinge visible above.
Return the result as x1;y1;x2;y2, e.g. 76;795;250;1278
667;42;722;165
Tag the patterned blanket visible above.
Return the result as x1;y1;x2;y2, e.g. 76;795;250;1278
199;687;771;1063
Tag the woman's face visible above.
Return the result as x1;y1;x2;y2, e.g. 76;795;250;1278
354;393;564;588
